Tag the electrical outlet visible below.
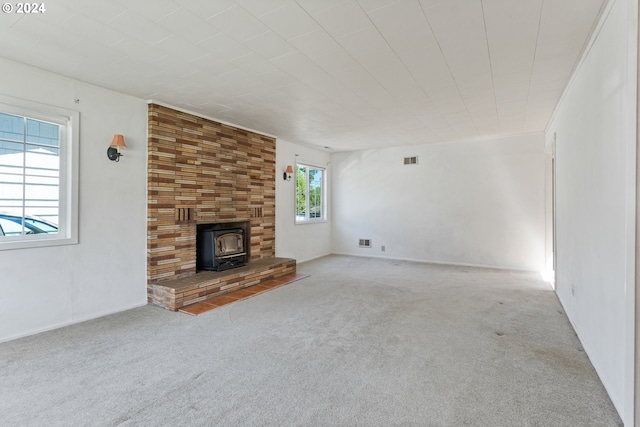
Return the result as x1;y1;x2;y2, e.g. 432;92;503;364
381;245;385;252
571;284;575;296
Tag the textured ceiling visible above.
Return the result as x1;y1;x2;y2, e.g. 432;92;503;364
0;0;606;151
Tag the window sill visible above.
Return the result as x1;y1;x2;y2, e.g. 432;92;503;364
295;219;329;226
0;235;78;251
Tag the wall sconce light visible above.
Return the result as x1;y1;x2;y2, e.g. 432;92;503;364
283;165;294;181
107;134;127;162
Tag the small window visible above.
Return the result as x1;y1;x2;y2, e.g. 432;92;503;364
295;163;326;223
0;96;79;250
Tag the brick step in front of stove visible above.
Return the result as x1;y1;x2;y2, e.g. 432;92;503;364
150;257;296;311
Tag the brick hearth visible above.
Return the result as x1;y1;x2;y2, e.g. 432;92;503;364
152;258;296;311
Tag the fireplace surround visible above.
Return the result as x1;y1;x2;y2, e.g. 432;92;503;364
147;104;296;310
147;104;277;299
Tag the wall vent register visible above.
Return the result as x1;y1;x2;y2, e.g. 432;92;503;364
359;239;372;248
175;207;194;223
250;207;263;218
403;156;418;165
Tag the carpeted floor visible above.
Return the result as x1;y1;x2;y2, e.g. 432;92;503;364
0;255;622;426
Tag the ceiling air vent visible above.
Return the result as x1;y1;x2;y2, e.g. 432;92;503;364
359;239;372;248
403;156;418;165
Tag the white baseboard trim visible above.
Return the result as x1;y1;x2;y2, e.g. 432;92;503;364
295;252;332;264
329;252;540;274
0;300;148;344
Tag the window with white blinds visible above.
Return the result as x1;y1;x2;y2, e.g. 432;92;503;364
0;97;78;250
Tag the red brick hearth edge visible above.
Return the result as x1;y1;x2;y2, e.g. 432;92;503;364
151;258;296;311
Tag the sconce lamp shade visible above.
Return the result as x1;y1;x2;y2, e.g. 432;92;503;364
283;165;294;181
107;134;127;162
111;134;127;148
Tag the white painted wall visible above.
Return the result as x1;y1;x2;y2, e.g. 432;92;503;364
546;0;637;423
275;139;331;262
331;134;546;272
0;58;148;342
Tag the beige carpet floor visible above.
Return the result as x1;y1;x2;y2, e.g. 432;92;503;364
0;255;622;426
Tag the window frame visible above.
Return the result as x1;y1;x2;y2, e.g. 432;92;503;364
295;161;327;225
0;95;79;251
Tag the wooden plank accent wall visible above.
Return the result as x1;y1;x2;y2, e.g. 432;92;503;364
147;104;276;298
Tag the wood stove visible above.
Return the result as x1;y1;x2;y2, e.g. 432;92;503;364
197;222;249;271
